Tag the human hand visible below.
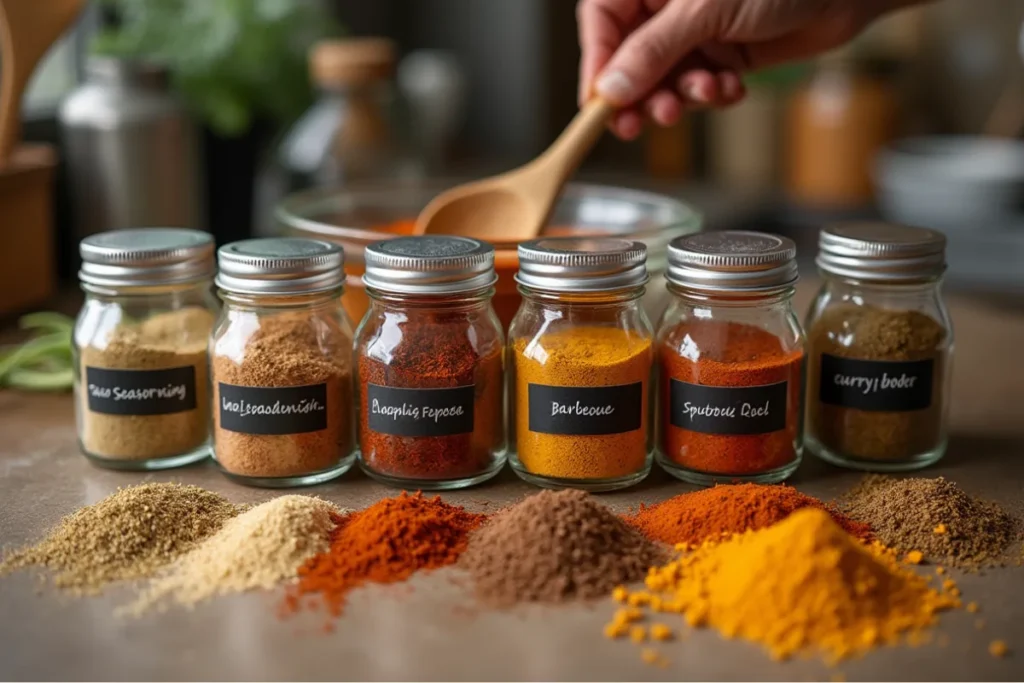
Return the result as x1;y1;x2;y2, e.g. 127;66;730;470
578;0;917;139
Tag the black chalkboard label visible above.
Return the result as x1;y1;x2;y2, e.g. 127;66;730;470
218;383;328;435
670;379;788;435
367;384;474;437
527;382;643;435
819;355;933;412
85;366;197;416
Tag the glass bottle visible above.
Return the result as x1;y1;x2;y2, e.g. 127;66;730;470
73;228;218;469
656;232;805;486
509;238;654;492
278;37;416;191
211;238;355;487
806;223;953;471
355;236;505;489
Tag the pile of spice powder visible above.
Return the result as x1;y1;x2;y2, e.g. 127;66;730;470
843;476;1020;568
460;490;669;606
611;508;959;663
0;483;243;594
127;496;342;615
285;492;485;616
626;483;872;546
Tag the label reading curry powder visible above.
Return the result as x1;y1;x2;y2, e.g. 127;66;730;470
218;382;328;435
86;366;197;416
819;355;933;412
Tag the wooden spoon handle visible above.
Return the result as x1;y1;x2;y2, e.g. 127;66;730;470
532;98;615;185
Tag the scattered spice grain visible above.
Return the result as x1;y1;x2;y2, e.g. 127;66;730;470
989;640;1009;658
843;476;1020;567
285;492;484;616
127;496;342;614
626;483;871;546
0;484;243;594
460;490;668;607
617;508;959;663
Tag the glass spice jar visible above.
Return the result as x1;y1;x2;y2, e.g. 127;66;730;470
355;236;505;489
211;238;356;487
656;231;805;486
74;228;218;470
806;223;953;471
509;238;654;492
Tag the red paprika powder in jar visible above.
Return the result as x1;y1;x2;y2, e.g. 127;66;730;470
656;232;805;485
355;236;505;489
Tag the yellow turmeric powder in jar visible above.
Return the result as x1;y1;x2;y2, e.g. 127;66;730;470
509;238;655;491
511;326;653;486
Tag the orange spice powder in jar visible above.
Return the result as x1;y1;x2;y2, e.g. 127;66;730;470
655;232;805;486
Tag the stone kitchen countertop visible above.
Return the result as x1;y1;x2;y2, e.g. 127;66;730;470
1;283;1023;681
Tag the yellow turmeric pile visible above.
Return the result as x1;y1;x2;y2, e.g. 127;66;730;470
609;508;960;663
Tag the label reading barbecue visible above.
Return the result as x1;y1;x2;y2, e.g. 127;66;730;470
670;380;788;435
218;383;328;435
367;384;474;437
86;366;197;416
528;382;643;435
819;355;934;412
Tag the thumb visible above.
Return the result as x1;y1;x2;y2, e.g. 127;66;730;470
595;0;714;106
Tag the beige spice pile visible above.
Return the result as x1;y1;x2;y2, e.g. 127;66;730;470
126;495;344;614
0;483;244;594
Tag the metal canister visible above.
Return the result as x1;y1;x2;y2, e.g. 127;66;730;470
59;57;203;246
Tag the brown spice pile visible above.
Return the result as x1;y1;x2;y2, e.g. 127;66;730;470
285;492;486;616
461;490;669;607
842;476;1020;567
213;313;353;478
626;484;872;546
79;308;213;460
0;483;244;594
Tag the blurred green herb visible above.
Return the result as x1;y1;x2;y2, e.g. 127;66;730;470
0;313;75;392
743;64;812;90
92;0;341;137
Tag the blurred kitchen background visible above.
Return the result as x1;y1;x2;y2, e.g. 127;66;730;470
5;0;1024;317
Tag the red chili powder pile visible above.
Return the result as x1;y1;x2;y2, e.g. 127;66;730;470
283;492;486;616
625;483;872;546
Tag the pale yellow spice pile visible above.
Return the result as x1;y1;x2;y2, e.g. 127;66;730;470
125;495;344;614
0;483;244;595
607;508;961;663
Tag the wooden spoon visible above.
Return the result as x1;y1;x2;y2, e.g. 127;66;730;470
0;0;85;164
414;98;614;239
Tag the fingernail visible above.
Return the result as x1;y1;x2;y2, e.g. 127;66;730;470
596;70;634;104
683;81;705;103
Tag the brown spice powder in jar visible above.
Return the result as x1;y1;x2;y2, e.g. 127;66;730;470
213;313;353;478
78;308;213;461
808;304;948;461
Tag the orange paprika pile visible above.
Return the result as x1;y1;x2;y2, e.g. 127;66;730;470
625;483;872;546
284;492;486;616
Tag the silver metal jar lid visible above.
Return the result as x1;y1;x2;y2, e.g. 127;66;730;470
515;238;648;292
363;236;497;295
215;238;345;296
79;228;215;288
817;223;947;281
666;231;798;292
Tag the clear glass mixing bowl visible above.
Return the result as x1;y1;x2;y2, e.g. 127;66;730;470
275;180;703;328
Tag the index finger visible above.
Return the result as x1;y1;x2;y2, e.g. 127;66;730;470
577;0;637;105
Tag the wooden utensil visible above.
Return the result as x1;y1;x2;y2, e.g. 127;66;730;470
0;0;83;314
0;0;84;163
414;98;614;239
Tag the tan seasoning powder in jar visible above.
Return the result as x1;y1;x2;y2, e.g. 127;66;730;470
211;237;356;484
79;309;214;460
